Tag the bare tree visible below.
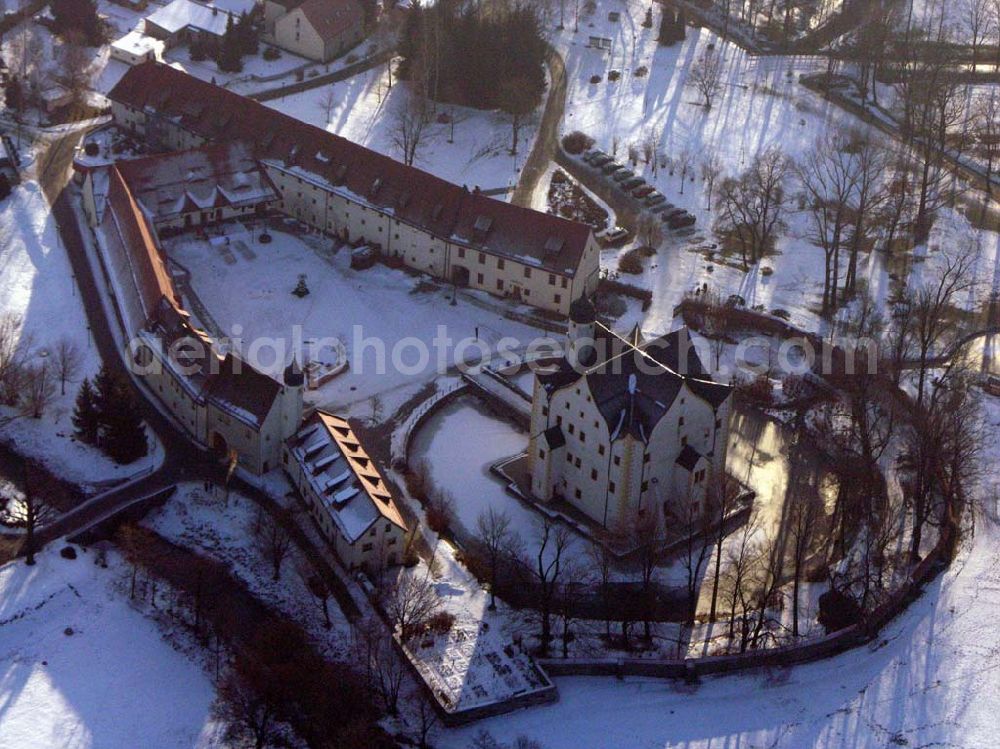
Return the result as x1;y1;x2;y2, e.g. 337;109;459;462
213;658;282;749
523;516;573;654
688;47;725;109
796;133;861;314
675;148;695;195
910;247;978;407
708;475;741;622
670;495;713;655
963;0;993;69
787;496;820;637
624;509;661;641
23;363;55;419
700;151;723;210
588;539;615;640
56;33;91;105
972;89;1000;199
382;569;441;641
842;133;889;300
5;462;58;565
475;507;516;610
318;86;338;125
895;43;967;241
409;687;439;748
390;93;430;166
715;147;789;269
299;564;334;629
257;508;294;582
53;337;82;395
0;312;32;407
498;77;537;156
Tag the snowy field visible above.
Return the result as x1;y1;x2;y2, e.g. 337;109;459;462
0;183;160;487
541;0;1000;334
142;481;354;655
0;547;221;749
163;223;542;409
264;70;539;197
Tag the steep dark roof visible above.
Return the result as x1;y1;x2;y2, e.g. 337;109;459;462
108;63;593;277
207;354;282;425
540;323;733;442
675;444;703;472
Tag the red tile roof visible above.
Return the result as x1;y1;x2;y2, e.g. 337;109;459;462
109;62;592;276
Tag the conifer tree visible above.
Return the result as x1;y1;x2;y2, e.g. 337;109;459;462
93;366;148;464
217;15;244;73
72;377;99;444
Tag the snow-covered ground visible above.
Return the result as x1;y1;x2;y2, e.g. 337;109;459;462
0;547;222;748
163;223;543;408
541;1;1000;335
264;69;539;197
0;183;161;487
439;483;1000;748
142;481;354;655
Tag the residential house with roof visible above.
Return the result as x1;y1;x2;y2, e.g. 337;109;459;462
527;298;733;531
106;62;600;316
144;0;234;51
284;411;408;569
76;141;301;475
263;0;364;62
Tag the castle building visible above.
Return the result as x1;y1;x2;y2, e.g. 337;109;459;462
77;141;303;474
106;62;600;317
527;299;733;531
283;410;408;570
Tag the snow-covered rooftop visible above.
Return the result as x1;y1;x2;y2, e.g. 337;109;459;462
145;0;232;37
288;411;406;543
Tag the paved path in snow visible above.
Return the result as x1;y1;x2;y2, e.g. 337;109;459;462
511;46;567;208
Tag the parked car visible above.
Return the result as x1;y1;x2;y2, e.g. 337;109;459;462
662;207;685;220
620;176;645;191
984;375;1000;397
669;212;696;229
645;192;666;206
583;147;602;161
600;226;630;246
584;150;608;164
602;160;625;175
350;245;377;269
590;153;614;168
632;184;655;199
612;169;635;182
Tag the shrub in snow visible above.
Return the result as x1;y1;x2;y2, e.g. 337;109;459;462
590;74;602;84
84;142;100;157
817;588;861;633
561;131;594;154
293;275;310;297
262;46;281;61
608;70;621;82
60;546;77;560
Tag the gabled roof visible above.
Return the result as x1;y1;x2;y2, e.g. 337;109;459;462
538;323;732;442
108;63;593;277
294;0;362;42
115;142;278;224
289;411;407;542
